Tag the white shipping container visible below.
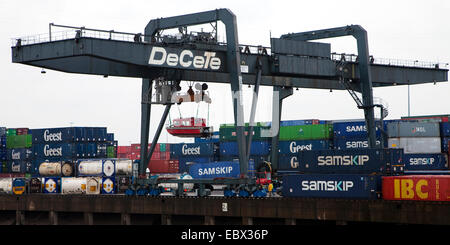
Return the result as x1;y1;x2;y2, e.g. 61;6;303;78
86;177;101;194
0;178;13;194
61;177;86;194
115;159;133;175
388;137;441;153
78;159;115;177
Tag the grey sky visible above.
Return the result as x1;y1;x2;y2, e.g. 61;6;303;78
1;0;449;145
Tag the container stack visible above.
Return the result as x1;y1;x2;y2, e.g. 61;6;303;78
277;120;333;172
387;121;447;170
0;127;7;173
30;127;109;177
106;133;117;158
332;120;388;150
170;142;217;173
5;128;33;176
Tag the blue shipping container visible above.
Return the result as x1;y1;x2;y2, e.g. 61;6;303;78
0;127;6;137
178;157;214;173
9;161;33;174
171;143;216;158
195;131;220;144
220;141;270;156
442;137;450;152
7;148;33;161
333;121;385;138
0;136;6;147
33;143;86;159
278;140;330;155
189;160;255;179
279;148;404;174
30;127;86;143
403;153;448;170
281;174;380;199
333;137;387;150
441;122;450;137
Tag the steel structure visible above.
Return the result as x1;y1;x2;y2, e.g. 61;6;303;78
11;9;448;192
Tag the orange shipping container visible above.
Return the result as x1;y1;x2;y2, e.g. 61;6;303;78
382;175;450;201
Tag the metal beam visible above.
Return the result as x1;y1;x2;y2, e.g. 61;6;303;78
144;9;247;177
281;25;377;148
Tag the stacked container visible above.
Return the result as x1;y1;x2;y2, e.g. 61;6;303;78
30;127;109;177
387;121;447;170
332;120;387;150
5;128;33;175
277;121;333;172
281;148;404;199
170;142;217;173
0;127;7;173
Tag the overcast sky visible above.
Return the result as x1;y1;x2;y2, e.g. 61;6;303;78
1;0;449;145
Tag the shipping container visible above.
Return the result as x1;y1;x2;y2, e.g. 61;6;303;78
382;175;450;201
77;159;116;177
15;128;29;135
388;137;441;154
115;159;133;176
387;122;440;138
86;177;102;194
0;178;12;194
33;143;84;159
171;142;216;157
38;161;74;177
194;131;220;143
0;127;6;137
6;148;33;161
101;177;115;194
6;129;16;136
0;136;6;148
441;122;450;137
188;160;255;179
281;174;380;199
30;127;86;143
333;120;385;138
401;115;450;122
177;157;214;173
278;140;331;155
402;153;448;170
9;161;33;174
117;146;131;154
220;141;270;156
148;160;179;174
333;137;387;150
279;124;333;141
6;134;32;149
279;148;404;174
219;125;271;141
442;137;450;152
42;177;61;193
61;177;87;194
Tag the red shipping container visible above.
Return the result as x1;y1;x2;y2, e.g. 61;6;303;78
166;151;170;160
15;128;29;135
117;146;131;154
382;175;450;201
148;160;179;174
150;151;161;160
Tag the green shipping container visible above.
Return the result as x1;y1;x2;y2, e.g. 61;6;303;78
160;143;167;152
219;126;271;141
6;129;16;136
278;124;333;140
6;135;32;149
107;146;116;158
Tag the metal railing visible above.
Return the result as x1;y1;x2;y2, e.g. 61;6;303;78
11;24;446;69
331;52;448;69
